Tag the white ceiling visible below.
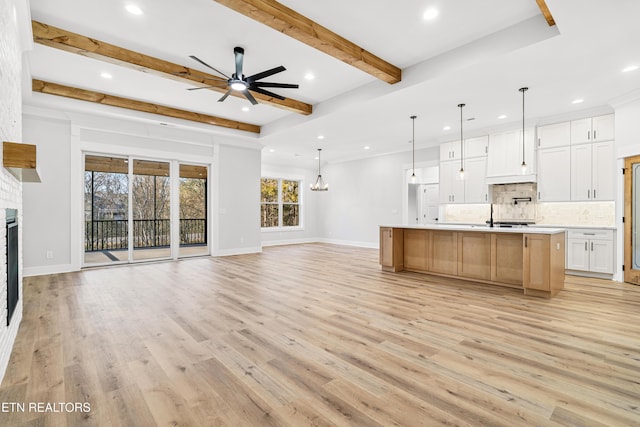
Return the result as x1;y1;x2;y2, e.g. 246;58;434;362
24;0;640;167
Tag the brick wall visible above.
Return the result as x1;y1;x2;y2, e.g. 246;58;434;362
0;0;25;382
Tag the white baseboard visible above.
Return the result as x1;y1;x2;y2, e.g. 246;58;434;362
262;238;319;247
317;238;378;249
213;246;262;257
23;263;75;277
566;270;615;280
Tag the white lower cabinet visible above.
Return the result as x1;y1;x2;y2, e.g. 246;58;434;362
566;229;614;275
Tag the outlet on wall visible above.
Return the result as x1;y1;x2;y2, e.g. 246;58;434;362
46;250;53;259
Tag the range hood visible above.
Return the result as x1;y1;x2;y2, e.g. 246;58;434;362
485;172;536;185
3;141;41;182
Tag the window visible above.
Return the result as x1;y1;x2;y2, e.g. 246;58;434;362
261;178;301;228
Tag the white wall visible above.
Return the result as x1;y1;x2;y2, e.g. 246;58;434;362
0;0;29;383
319;147;439;247
260;163;319;246
22;108;263;273
614;96;640;281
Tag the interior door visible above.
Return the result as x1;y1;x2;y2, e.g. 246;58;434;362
420;184;439;224
624;155;640;284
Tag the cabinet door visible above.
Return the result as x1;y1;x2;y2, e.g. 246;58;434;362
519;127;536;173
404;229;428;271
571;144;593;200
429;231;458;275
523;234;550;291
487;130;520;178
491;233;523;285
567;238;589;271
439;161;453;204
464;157;488;203
380;228;394;267
537;147;571;201
537;122;570;149
592;114;614;141
464;136;488;158
571;118;592;144
592;141;614;200
457;232;491;280
440;141;461;161
590;239;614;274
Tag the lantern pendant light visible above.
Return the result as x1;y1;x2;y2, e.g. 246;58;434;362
310;148;328;191
458;103;465;180
410;115;417;183
519;87;529;174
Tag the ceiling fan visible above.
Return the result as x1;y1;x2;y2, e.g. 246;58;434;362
184;47;299;105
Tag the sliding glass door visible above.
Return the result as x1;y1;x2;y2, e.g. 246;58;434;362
84;155;209;266
132;159;171;261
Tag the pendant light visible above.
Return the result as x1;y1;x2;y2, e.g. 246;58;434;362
458;103;465;179
310;148;328;191
410;115;417;183
519;87;528;174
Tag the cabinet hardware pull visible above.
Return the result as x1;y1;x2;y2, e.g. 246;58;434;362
587;189;590;199
585;242;587;251
588;130;591;141
591;242;594;251
594;130;596;140
538;192;541;199
593;189;596;199
584;233;596;235
525;236;528;248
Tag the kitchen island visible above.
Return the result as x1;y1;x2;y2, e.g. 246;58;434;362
380;224;566;298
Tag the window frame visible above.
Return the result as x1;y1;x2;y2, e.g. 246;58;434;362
260;176;303;231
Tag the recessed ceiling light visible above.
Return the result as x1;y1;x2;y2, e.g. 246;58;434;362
498;114;507;119
125;4;143;15
241;106;250;112
443;126;451;131
423;8;439;20
304;73;315;80
100;72;112;79
317;135;325;140
622;65;639;73
268;148;275;153
364;146;370;150
314;156;319;160
572;98;584;104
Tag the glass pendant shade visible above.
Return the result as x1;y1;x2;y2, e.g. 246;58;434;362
310;148;328;191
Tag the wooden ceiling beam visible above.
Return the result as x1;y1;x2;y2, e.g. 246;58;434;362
213;0;402;84
32;79;261;134
31;21;312;115
535;0;556;26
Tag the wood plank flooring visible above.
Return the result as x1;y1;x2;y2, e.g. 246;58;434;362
1;243;639;426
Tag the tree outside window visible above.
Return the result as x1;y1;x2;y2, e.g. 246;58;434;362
261;178;300;228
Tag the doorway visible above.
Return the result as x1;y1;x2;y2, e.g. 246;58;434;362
624;155;640;285
83;155;209;266
408;183;439;224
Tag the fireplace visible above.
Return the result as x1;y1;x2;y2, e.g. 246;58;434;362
6;209;18;326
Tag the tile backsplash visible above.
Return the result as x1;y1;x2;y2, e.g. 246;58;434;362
442;182;616;227
491;183;537;222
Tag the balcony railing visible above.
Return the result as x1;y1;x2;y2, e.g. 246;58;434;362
85;219;206;251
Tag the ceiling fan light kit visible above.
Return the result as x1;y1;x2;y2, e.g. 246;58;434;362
188;46;299;105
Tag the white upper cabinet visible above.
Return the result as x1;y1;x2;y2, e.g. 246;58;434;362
464;136;489;158
570;141;614;201
486;128;536;183
537;122;570;149
537;146;571;202
439;160;465;204
463;157;489;203
440;141;461;161
570;114;614;144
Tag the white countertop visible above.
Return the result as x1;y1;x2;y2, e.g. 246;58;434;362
381;224;566;234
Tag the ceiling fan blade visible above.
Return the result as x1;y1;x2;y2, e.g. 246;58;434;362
218;89;233;102
234;47;244;78
246;66;286;83
189;55;230;79
187;84;229;91
250;87;286;100
244;90;258;105
252;82;299;89
172;71;226;82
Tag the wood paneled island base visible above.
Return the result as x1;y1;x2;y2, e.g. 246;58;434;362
380;225;566;298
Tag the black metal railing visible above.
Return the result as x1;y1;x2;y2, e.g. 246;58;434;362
85;219;206;251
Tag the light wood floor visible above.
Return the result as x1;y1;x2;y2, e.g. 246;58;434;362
1;243;639;426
